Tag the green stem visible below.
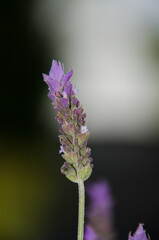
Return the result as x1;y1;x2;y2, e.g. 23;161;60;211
77;179;85;240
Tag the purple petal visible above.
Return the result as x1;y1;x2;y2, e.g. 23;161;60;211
42;73;49;83
128;224;149;240
128;234;134;240
48;92;55;101
64;82;72;97
62;91;67;98
73;97;78;106
43;73;56;93
133;224;148;240
73;106;83;118
56;116;63;124
59;98;69;108
72;85;79;94
47;79;60;92
49;60;64;82
61;69;73;87
59;145;64;154
81;125;88;133
82;113;86;119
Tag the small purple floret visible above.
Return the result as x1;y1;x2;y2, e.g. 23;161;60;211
59;145;64;154
128;224;150;240
62;91;67;98
73;85;79;94
81;126;88;134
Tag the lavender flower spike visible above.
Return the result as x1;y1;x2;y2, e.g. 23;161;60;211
128;224;150;240
43;60;93;183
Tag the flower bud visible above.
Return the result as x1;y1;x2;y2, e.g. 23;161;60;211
77;132;90;146
62;151;78;164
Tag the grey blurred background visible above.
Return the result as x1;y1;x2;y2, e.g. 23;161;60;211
0;0;159;240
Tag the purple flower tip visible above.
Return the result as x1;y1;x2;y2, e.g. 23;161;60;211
128;224;150;240
43;60;73;100
49;59;64;82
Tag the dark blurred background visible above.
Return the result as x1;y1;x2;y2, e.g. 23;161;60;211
0;1;159;240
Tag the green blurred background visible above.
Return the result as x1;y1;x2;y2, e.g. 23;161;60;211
1;1;159;240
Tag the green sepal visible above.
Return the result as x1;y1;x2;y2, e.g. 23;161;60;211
62;122;74;135
80;147;91;157
61;163;78;183
80;147;87;156
62;151;78;164
59;135;73;150
78;164;92;181
77;132;89;146
81;157;88;165
66;174;78;183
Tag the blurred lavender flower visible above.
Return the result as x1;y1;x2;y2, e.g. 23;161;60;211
84;180;116;240
42;60;93;183
84;181;150;240
84;225;98;240
128;224;150;240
